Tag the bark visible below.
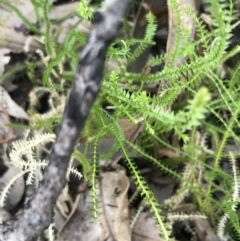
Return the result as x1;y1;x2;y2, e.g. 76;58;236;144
0;0;132;240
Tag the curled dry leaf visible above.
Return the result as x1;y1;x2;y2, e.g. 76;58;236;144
0;86;29;120
0;166;25;211
57;185;72;218
132;212;162;241
58;165;131;241
54;185;73;232
0;86;29;143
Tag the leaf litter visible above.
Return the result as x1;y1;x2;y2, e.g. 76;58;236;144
0;0;240;240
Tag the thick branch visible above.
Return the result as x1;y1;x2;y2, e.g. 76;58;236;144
0;0;132;240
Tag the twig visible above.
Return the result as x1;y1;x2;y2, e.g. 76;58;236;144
0;0;132;240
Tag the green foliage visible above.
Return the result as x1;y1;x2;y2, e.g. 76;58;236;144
174;87;211;141
126;12;157;65
125;156;173;240
1;0;240;239
76;0;94;20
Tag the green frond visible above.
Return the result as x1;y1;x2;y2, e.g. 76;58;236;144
42;0;52;56
73;149;91;182
166;0;182;66
183;5;210;50
144;12;158;41
124;156;173;240
90;128;105;220
229;63;240;89
9;132;55;167
147;54;166;67
126;12;157;66
217;152;240;240
76;0;94;20
107;39;131;60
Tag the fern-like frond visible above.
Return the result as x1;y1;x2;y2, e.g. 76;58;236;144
217;152;240;240
126;12;157;66
124;155;173;240
9;132;55;167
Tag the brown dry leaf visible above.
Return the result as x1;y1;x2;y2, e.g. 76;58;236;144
0;0;36;29
158;135;180;158
54;185;74;233
0;26;43;53
57;185;72;217
118;118;140;140
128;0;166;73
132;211;162;241
99;165;131;241
49;2;80;19
80;118;138;142
237;0;240;12
157;0;201;93
158;148;179;158
0;86;29;120
169;203;197;213
0;0;57;29
0;106;15;143
140;3;168;27
0;166;25;211
56;17;91;43
58;165;131;241
0;48;11;76
0;2;85;51
200;13;213;27
166;0;201;67
194;219;219;241
51;4;91;43
0;208;11;224
58;188;104;241
77;119;140;160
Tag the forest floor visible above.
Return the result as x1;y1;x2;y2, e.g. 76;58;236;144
1;0;240;241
